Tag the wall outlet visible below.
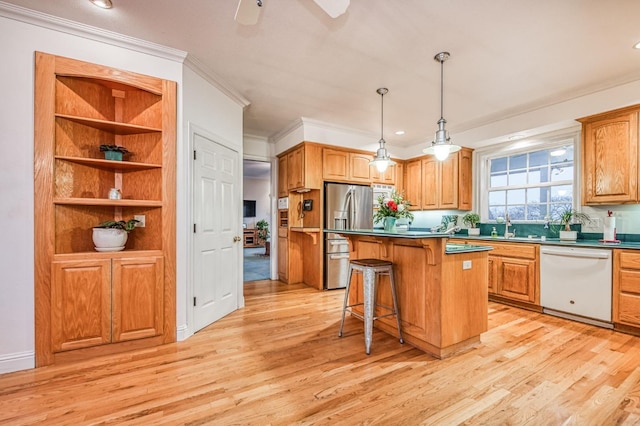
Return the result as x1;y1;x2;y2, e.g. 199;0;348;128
134;215;146;227
462;260;472;270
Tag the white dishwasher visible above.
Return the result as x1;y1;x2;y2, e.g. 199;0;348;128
540;246;612;328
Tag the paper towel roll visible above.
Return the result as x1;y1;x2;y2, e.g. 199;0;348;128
604;216;616;241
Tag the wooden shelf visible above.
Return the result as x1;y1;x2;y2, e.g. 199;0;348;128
55;156;162;171
54;250;163;261
54;198;162;207
55;113;162;135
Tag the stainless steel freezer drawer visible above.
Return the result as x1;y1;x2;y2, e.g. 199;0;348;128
325;252;350;289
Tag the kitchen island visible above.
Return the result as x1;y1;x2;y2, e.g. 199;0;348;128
326;229;492;359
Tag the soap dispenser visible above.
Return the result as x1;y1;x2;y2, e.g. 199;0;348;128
491;227;497;238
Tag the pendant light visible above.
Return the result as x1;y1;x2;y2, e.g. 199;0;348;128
369;88;396;173
423;52;461;161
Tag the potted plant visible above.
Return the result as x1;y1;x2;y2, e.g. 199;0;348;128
556;207;591;241
92;219;139;251
256;219;270;256
462;212;481;236
100;144;130;161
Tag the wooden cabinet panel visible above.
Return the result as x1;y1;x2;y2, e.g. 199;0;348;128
371;163;397;185
51;259;111;352
421;157;438;209
277;155;288;197
487;256;497;294
349;152;372;182
614;250;640;328
322;148;349;181
438;155;458;208
278;236;288;282
497;257;536;303
112;257;164;342
580;108;639;204
458;148;473;210
287;147;304;190
404;159;422;210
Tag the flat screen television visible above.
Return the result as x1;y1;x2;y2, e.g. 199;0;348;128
243;200;256;218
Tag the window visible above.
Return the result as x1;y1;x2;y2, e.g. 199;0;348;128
485;136;576;222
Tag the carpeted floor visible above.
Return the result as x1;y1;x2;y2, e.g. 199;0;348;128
243;247;271;281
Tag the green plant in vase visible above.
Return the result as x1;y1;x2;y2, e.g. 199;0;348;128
100;144;130;161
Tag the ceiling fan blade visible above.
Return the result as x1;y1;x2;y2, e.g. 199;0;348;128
235;0;262;26
312;0;350;18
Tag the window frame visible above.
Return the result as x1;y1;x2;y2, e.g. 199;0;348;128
476;129;581;224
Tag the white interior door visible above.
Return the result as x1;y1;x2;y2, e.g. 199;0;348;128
193;133;242;332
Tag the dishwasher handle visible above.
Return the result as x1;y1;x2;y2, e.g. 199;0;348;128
540;247;611;259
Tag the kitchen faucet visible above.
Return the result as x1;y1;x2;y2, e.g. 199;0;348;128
504;213;511;238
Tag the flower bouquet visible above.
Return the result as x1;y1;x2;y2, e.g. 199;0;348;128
374;191;414;232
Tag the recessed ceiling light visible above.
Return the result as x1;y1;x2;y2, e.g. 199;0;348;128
634;41;640;49
508;134;525;141
394;130;405;135
89;0;113;9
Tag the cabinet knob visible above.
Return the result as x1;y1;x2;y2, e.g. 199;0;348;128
233;236;242;242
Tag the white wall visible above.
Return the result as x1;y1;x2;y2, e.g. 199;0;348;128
180;63;245;341
0;8;244;373
243;177;271;229
0;12;183;374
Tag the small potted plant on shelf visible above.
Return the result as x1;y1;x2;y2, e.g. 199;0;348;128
462;212;481;236
256;219;270;256
92;218;139;252
100;144;130;161
555;206;591;241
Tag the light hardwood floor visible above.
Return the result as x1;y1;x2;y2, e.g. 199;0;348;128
2;280;640;425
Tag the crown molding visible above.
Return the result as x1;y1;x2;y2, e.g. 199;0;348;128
0;1;187;62
269;118;304;144
183;54;250;109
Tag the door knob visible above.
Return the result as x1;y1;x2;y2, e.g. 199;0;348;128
233;236;242;242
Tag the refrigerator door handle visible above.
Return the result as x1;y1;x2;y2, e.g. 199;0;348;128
329;254;350;260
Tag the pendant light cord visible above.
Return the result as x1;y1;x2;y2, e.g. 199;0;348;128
439;58;444;120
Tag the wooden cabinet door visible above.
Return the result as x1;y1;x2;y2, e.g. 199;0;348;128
614;250;640;327
278;236;288;282
458;148;473;210
349;152;372;182
278;155;288;197
404;159;422;210
112;257;164;342
421;157;438;209
582;110;638;204
496;257;536;303
323;148;349;181
487;255;498;294
371;163;396;185
51;259;111;352
438;155;459;209
287;147;304;190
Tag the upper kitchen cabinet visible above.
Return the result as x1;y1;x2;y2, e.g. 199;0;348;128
284;142;323;192
322;148;372;183
579;106;639;205
34;52;176;366
278;155;288;197
370;161;399;185
405;147;473;211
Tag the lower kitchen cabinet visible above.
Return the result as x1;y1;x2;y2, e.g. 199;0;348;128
451;239;540;309
51;256;164;353
614;250;640;329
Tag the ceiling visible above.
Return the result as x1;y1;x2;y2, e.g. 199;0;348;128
5;0;640;148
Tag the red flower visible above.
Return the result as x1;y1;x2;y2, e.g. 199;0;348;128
387;200;398;211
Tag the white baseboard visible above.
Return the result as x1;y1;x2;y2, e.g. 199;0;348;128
0;351;34;374
176;323;191;342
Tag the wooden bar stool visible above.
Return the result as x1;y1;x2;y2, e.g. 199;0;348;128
338;258;403;354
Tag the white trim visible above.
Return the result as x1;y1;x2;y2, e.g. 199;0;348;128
477;129;581;223
184;55;251;109
0;1;187;62
0;350;34;374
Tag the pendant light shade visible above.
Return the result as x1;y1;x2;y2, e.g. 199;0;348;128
369;88;396;173
423;52;461;161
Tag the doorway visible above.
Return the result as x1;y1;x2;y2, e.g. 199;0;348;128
243;159;272;281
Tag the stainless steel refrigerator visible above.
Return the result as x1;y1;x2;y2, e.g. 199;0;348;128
324;182;373;289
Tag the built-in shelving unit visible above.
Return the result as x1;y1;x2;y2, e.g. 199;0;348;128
34;52;177;366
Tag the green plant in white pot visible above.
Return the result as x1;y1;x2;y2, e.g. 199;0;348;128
92;219;139;252
462;212;481;236
556;207;590;241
